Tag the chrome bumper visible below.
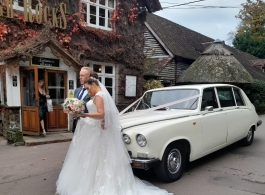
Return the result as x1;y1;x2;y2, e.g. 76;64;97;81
130;158;160;170
257;120;262;127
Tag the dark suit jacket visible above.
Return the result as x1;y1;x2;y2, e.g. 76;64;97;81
74;87;90;113
72;87;90;133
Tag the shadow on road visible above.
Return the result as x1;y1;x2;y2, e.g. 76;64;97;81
133;138;257;183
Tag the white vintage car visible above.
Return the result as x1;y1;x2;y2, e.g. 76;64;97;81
119;84;262;182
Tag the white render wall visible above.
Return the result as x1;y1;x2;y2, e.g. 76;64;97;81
5;66;21;107
6;47;77;107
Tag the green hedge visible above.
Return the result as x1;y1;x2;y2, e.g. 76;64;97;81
246;79;265;114
143;79;163;92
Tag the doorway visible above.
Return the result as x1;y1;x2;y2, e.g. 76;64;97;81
44;69;68;131
20;67;68;135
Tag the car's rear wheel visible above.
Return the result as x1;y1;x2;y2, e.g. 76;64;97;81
155;143;186;182
241;127;254;146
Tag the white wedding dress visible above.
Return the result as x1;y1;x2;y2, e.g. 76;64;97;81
56;91;173;195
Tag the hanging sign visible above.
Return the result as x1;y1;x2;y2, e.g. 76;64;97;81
31;56;60;67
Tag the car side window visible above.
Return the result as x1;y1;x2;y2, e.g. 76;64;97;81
217;87;236;107
201;88;218;111
233;88;245;106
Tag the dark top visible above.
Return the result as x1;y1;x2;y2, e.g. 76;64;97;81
39;91;47;121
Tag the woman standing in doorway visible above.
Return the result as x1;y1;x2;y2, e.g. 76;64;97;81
38;79;50;136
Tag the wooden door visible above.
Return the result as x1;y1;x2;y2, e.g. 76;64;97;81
45;70;68;131
20;66;40;135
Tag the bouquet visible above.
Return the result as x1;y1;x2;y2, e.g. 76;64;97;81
61;98;85;116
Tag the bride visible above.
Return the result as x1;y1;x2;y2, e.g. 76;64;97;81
56;77;173;195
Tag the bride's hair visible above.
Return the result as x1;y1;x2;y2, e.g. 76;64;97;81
84;77;99;86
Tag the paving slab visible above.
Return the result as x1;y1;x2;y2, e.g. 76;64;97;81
0;131;73;147
23;132;73;146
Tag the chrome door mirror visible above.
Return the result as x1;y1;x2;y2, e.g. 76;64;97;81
205;106;213;111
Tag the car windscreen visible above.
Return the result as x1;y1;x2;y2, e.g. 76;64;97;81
136;89;199;110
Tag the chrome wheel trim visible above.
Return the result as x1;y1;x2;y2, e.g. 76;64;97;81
247;129;253;142
167;148;181;174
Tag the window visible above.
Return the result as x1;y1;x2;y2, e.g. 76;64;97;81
90;62;115;100
15;0;39;11
82;0;115;30
233;88;245;106
217;87;236;107
201;88;218;111
137;89;199;110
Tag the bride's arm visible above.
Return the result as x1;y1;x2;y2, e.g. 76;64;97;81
80;96;104;119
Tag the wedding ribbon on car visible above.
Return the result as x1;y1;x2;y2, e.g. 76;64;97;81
119;94;201;119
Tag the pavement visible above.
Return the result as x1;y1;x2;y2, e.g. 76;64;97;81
0;131;73;147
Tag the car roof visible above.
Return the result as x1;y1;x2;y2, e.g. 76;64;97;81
147;83;237;92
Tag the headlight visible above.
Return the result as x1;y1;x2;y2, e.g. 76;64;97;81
136;134;147;147
123;134;131;144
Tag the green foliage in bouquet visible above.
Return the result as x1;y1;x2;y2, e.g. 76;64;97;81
61;98;85;115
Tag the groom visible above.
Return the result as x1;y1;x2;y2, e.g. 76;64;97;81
72;67;92;133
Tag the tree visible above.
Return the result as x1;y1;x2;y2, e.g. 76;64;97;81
236;0;265;40
233;0;265;58
233;31;265;58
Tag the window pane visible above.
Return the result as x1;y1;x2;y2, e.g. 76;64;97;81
31;0;38;9
99;8;105;17
105;77;113;87
99;8;105;26
18;0;24;7
137;89;199;110
90;15;96;25
22;69;36;106
233;88;245;106
217;87;236;107
99;17;105;26
105;66;113;74
90;0;97;3
93;64;102;73
48;73;65;105
99;77;102;82
108;0;114;8
201;88;218;111
99;0;105;6
106;87;113;96
90;5;96;15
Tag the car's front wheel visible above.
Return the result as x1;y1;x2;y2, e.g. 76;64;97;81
155;143;186;182
241;127;254;146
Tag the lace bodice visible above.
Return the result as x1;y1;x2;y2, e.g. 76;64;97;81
86;91;103;113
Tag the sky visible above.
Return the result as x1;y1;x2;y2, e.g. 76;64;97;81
155;0;247;45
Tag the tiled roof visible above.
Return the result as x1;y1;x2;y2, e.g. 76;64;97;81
225;46;265;80
146;13;265;81
146;13;214;60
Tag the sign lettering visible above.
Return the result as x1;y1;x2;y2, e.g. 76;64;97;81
31;56;60;68
0;1;67;29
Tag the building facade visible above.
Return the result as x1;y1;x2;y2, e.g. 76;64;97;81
0;0;162;136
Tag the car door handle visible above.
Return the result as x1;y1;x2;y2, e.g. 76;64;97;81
217;109;223;111
235;106;240;109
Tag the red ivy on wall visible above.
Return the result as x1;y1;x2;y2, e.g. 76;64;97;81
0;0;147;97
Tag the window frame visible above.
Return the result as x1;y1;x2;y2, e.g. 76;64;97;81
13;0;40;12
201;87;219;111
82;0;115;31
89;62;115;101
232;87;246;106
216;87;236;108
